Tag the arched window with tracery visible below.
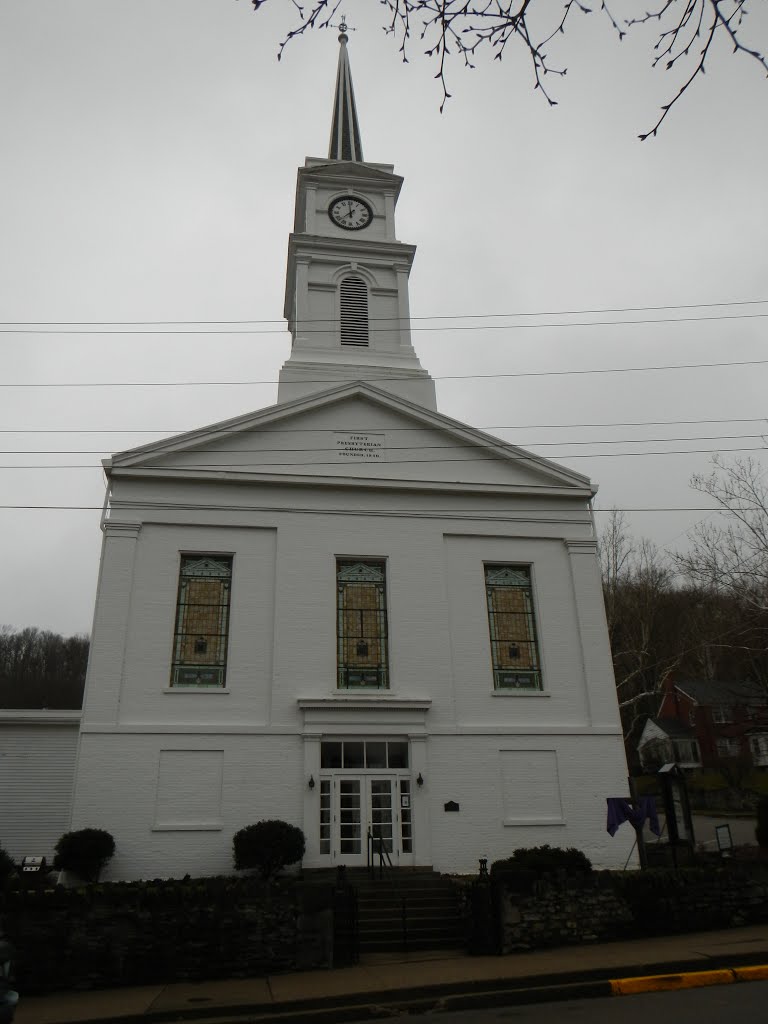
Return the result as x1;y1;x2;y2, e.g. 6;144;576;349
339;275;369;346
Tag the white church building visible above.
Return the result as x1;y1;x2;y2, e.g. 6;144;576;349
69;31;633;880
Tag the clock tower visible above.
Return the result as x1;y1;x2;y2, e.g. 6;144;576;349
279;27;437;411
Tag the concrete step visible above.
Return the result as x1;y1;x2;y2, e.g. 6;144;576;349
356;876;464;953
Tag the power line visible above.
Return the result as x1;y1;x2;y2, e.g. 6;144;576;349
3;312;768;335
2;358;767;388
0;504;735;513
0;417;764;434
3;445;766;468
2;297;766;327
3;433;767;454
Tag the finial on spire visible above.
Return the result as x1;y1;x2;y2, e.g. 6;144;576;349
328;17;363;162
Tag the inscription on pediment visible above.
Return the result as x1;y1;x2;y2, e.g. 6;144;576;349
334;431;386;462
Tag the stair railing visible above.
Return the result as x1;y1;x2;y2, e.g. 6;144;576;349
366;828;394;880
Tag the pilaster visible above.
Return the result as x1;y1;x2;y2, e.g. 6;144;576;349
565;539;621;730
81;521;142;728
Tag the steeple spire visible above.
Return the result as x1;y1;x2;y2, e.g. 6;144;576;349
328;21;364;162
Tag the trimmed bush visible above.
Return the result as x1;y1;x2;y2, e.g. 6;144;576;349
53;828;115;882
491;845;593;891
233;820;305;879
757;796;768;849
492;844;592;876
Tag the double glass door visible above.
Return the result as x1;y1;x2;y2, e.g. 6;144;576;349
320;775;413;865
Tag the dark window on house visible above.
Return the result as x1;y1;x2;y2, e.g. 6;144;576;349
484;565;542;690
337;560;388;688
716;737;740;758
673;739;701;762
339;275;369;346
712;704;734;724
170;555;232;687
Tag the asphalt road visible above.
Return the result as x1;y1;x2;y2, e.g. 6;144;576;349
691;814;757;849
350;978;768;1023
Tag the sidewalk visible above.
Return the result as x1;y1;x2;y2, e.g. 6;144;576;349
16;925;768;1024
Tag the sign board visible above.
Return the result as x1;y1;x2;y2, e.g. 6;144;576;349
716;823;733;852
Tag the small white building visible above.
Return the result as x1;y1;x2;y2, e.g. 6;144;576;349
69;32;632;880
0;710;81;862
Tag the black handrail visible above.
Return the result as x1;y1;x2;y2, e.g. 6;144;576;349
366;829;394;879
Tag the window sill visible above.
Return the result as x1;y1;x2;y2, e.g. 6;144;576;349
163;687;230;694
503;817;565;827
492;690;550;697
152;823;223;831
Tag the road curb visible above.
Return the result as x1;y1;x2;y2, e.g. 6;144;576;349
20;958;768;1024
610;964;768;996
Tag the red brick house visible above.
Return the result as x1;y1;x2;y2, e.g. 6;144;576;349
638;679;768;772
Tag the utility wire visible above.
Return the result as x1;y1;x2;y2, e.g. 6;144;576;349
2;357;768;388
0;417;764;434
3;312;768;335
3;445;766;468
4;433;767;454
2;297;766;327
0;504;738;513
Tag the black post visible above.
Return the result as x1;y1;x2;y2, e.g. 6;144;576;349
628;775;649;870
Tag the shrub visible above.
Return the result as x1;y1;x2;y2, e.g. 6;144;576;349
490;845;593;891
757;796;768;849
53;828;115;882
233;820;305;879
0;844;16;887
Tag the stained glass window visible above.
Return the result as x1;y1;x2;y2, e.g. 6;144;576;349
337;560;388;688
170;555;232;687
484;564;542;690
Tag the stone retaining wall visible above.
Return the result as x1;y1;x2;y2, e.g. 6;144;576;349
1;876;333;994
494;865;768;954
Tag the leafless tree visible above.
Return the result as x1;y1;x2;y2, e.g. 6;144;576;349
0;625;89;709
248;0;768;137
677;455;768;612
597;511;686;739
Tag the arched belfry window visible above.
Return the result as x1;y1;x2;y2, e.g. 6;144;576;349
339;275;369;347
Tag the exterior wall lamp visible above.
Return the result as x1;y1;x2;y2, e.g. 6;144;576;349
308;775;315;790
416;773;424;787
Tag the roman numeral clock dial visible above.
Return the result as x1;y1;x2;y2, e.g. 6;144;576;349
329;195;373;231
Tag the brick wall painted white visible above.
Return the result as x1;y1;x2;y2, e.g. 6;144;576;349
70;396;632;879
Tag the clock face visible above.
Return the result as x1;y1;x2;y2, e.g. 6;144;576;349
329;195;373;231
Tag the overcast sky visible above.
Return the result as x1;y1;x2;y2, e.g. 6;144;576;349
1;0;766;636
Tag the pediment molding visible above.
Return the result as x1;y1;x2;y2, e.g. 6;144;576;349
105;381;595;496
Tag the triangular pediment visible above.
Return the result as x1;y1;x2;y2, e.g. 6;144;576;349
107;382;595;499
336;562;386;584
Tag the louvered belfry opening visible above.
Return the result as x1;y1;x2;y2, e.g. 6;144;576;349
340;275;369;347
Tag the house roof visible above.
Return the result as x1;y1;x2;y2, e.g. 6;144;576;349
675;679;767;706
650;717;697;739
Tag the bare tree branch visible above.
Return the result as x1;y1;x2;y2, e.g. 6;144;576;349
247;0;768;137
676;455;768;610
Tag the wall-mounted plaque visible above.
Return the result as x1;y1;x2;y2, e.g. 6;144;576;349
444;801;460;813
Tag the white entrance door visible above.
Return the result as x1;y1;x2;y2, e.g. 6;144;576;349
322;775;413;866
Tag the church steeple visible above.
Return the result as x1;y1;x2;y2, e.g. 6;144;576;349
328;23;363;162
278;30;437;411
